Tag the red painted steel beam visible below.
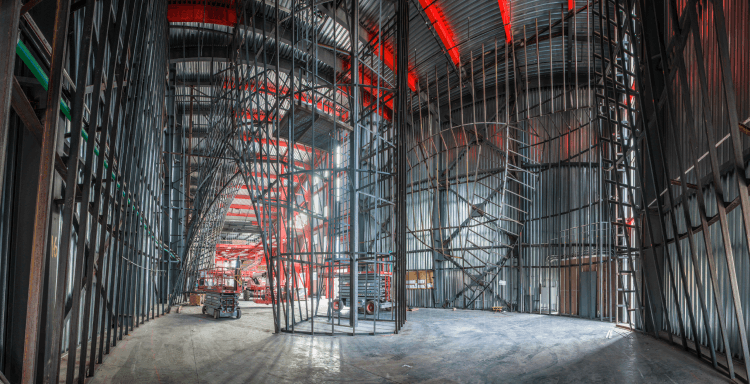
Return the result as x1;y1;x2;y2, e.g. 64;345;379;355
357;69;394;111
230;204;255;210
252;156;312;170
234;64;391;125
226;214;280;221
215;244;265;260
217;244;263;250
238;185;281;193
238;79;350;121
167;0;237;27
497;0;512;42
568;0;575;11
244;171;301;183
230;204;281;211
248;137;322;156
224;214;260;223
234;193;279;199
341;59;395;121
369;33;417;92
418;0;461;65
361;89;393;121
225;215;261;222
244;171;286;181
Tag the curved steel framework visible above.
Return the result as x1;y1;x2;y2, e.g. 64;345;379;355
168;0;409;335
0;0;748;383
404;1;750;382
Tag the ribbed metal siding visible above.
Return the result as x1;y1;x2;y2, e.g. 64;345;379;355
656;0;750;361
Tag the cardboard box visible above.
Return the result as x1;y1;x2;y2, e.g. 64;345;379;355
406;271;419;289
189;293;204;306
406;270;434;289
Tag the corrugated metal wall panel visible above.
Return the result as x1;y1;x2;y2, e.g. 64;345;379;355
654;0;750;363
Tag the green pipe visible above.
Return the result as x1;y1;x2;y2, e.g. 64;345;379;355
16;40;71;120
16;39;178;261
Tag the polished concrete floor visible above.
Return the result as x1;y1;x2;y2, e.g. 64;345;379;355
89;302;731;383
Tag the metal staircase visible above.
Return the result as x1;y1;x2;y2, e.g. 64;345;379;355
603;137;643;329
592;0;648;329
442;124;542;309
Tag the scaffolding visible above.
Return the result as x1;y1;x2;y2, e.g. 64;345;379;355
0;0;749;382
166;0;410;335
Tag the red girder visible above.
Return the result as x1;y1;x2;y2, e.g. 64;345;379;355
229;204;255;210
230;204;280;212
224;214;260;223
243;172;300;183
235;79;350;121
497;0;512;43
339;58;395;121
368;33;418;92
167;1;237;27
249;137;323;156
238;185;281;193
418;0;461;65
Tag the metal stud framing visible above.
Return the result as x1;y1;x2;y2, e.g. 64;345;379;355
0;0;171;382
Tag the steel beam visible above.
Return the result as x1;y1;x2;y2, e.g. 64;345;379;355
23;0;71;382
0;0;22;203
709;0;750;374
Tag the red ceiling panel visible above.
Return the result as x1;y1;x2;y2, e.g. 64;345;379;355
167;0;237;26
419;0;461;66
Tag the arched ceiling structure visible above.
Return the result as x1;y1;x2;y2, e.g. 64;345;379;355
167;0;588;242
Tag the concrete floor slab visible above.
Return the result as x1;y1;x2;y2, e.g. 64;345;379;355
90;302;731;383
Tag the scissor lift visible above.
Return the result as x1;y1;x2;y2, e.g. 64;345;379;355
336;263;393;316
198;268;242;319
